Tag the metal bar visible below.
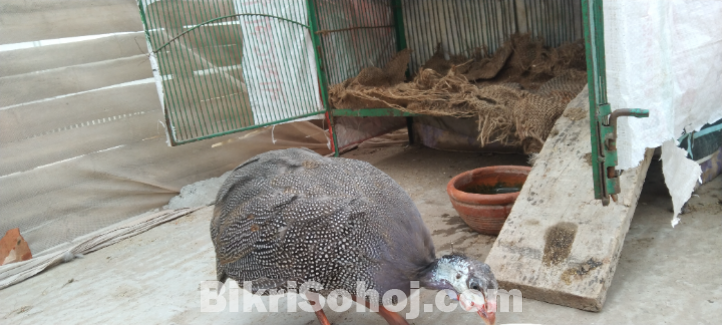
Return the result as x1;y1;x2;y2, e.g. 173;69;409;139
683;121;722;139
150;0;191;142
204;0;236;132
391;0;407;51
271;2;300;123
352;0;368;69
224;4;253;130
306;0;338;156
242;14;276;127
137;0;178;145
171;0;211;140
172;110;327;145
391;0;408;82
314;24;393;34
316;1;338;84
269;3;294;122
583;0;606;201
153;13;311;53
235;13;259;133
406;116;415;145
331;108;418;117
583;0;651;204
442;0;456;54
189;0;222;136
207;1;240;131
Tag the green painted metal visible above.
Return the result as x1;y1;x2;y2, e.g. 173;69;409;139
309;0;402;156
390;0;414;144
583;0;648;205
137;1;327;146
678;119;722;160
306;0;339;156
391;0;407;53
621;109;649;118
153;14;311;54
332;108;417;117
682;122;722;140
138;0;592;156
163;111;330;146
582;0;606;202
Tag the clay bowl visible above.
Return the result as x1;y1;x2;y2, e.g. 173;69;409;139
446;165;531;235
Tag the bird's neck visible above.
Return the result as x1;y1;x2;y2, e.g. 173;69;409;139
418;259;455;291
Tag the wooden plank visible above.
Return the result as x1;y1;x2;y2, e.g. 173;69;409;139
485;86;654;312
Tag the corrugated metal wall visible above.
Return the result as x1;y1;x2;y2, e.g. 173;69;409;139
313;0;398;85
401;0;582;74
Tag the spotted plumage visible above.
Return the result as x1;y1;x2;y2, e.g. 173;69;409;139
211;148;435;300
211;147;498;325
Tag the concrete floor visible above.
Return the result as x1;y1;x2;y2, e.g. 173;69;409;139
1;146;720;324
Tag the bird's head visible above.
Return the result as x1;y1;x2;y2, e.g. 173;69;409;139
423;254;498;325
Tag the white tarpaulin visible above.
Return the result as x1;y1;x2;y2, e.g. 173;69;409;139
604;1;722;226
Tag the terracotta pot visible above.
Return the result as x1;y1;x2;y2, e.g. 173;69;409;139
447;165;531;235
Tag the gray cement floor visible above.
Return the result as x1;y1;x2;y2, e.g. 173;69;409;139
1;146;720;324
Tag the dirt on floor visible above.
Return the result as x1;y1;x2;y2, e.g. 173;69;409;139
0;145;720;325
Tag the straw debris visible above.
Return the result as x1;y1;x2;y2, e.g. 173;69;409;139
329;34;588;153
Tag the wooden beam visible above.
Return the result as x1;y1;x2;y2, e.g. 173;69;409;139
485;86;654;311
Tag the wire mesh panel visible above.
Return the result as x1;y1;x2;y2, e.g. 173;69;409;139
138;0;324;145
311;0;398;86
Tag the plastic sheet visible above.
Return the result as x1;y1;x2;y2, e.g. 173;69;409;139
0;0;333;254
604;1;722;225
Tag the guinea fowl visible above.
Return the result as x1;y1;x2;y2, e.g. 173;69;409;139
211;148;497;325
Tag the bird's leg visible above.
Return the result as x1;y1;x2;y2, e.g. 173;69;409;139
313;308;331;325
306;292;331;325
351;295;409;325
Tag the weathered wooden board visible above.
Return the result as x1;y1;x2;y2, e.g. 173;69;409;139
485;86;654;311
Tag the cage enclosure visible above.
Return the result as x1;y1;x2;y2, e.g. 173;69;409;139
139;0;648;202
139;0;586;151
315;0;586;155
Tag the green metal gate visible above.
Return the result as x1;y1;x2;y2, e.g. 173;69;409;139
137;0;327;145
582;0;648;205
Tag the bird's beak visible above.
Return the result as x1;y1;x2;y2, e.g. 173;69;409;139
459;290;496;325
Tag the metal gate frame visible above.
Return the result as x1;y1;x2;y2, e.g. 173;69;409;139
137;1;330;146
307;0;414;157
582;0;648;205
